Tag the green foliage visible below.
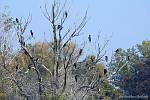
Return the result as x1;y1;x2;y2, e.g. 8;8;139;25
137;41;150;58
97;63;105;76
99;80;123;99
41;93;68;100
109;40;150;97
0;88;7;100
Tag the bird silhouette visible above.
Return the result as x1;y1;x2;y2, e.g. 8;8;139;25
104;69;107;75
115;49;119;53
28;64;31;70
127;56;130;61
65;11;68;18
35;58;39;62
20;39;25;46
57;25;63;30
16;18;19;23
23;41;25;46
74;63;77;68
88;35;91;42
30;30;33;37
105;56;108;62
16;65;18;72
79;49;83;55
75;75;78;82
4;44;6;50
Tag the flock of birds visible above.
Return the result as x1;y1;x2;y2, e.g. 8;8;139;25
15;13;130;83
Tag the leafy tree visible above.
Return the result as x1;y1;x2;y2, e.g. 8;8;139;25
109;41;150;98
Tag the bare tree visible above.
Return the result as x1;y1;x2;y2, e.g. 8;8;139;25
0;1;109;100
40;1;109;99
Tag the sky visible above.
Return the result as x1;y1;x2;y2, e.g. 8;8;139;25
1;0;150;57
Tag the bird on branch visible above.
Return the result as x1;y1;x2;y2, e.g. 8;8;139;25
104;69;107;75
105;56;108;62
57;25;63;30
16;18;19;23
16;65;19;72
88;35;91;42
28;64;31;70
115;49;119;53
127;55;130;61
75;75;78;82
74;63;77;68
65;11;68;18
23;41;25;46
30;30;34;37
4;44;6;50
79;49;83;55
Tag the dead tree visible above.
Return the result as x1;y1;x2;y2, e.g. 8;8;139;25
14;16;44;98
41;0;87;96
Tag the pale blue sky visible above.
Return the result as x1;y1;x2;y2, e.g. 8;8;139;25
1;0;150;56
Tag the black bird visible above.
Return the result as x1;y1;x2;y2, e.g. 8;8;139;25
74;63;77;68
127;55;130;61
23;41;25;46
35;58;39;62
16;65;18;72
105;56;108;62
115;49;119;53
104;69;107;75
65;11;68;18
88;35;91;42
4;44;6;50
105;92;109;96
75;75;78;82
20;40;25;46
57;25;63;30
28;64;31;70
30;30;33;37
79;49;83;55
16;18;19;23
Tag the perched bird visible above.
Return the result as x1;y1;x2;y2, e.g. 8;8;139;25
28;64;31;70
104;69;107;75
79;49;83;55
65;11;68;18
16;65;18;72
30;30;33;37
23;41;25;46
88;35;91;42
74;63;77;68
105;92;109;96
115;49;119;53
4;44;6;50
35;58;39;62
20;39;25;46
16;18;19;23
57;25;63;30
127;55;130;61
105;56;108;62
75;75;78;82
